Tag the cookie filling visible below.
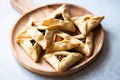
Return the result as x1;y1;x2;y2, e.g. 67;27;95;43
56;55;66;61
30;40;36;45
55;14;64;20
31;22;37;27
55;35;64;42
38;29;46;35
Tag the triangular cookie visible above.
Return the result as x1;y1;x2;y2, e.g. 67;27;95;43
16;18;42;62
26;18;38;27
46;31;80;53
75;32;94;57
72;15;104;36
41;4;76;32
47;4;72;22
44;51;83;73
17;38;41;62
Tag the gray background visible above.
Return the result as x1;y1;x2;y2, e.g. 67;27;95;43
0;0;120;80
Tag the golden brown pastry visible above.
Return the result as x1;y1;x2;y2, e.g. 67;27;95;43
73;34;85;40
44;51;83;73
16;38;41;62
72;15;104;36
28;27;47;50
46;31;80;53
44;30;58;48
41;4;76;32
26;18;38;27
47;4;72;22
16;18;40;40
41;18;75;32
75;32;94;57
16;18;42;62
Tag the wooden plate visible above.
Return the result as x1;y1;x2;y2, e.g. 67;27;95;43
10;3;104;76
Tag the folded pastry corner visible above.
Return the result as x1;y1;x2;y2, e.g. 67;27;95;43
75;32;94;57
46;31;80;53
43;51;83;73
17;38;41;62
73;34;85;40
27;27;47;50
26;18;38;27
44;30;58;48
16;18;40;40
72;15;104;36
47;4;72;22
16;27;31;41
42;18;76;32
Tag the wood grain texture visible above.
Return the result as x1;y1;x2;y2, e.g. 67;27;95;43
10;0;35;14
10;3;104;76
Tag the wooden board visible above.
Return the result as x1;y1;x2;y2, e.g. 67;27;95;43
10;3;104;76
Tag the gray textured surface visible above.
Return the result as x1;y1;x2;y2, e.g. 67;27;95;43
0;0;120;80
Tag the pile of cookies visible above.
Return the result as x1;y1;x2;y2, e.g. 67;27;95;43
16;4;104;73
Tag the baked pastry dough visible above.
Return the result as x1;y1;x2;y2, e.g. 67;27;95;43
42;18;75;32
72;15;104;36
47;4;72;22
41;4;76;32
46;31;80;53
26;18;38;27
75;32;93;57
44;51;83;73
73;34;85;40
28;27;47;50
44;30;58;48
16;18;40;39
16;38;41;62
16;18;42;62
